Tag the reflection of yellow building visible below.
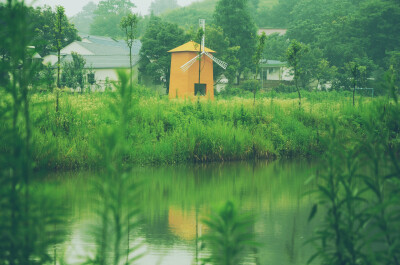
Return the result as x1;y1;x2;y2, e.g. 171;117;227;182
168;41;215;100
168;206;207;240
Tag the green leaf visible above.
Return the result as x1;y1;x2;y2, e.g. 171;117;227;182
308;204;318;222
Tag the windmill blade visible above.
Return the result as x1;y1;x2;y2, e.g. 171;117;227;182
205;52;228;70
180;54;200;72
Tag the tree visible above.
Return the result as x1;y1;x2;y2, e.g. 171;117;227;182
345;61;366;106
120;13;138;91
71;1;97;33
241;79;261;105
149;0;179;15
91;0;135;38
387;51;400;88
243;32;267;105
139;15;188;94
253;32;266;80
0;5;79;57
161;0;215;29
214;0;257;84
262;33;289;62
314;59;337;91
298;47;322;90
0;2;67;264
256;0;297;27
41;63;56;91
30;6;80;56
61;52;86;93
286;40;309;107
54;5;64;112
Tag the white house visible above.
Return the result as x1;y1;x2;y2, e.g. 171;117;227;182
257;28;287;36
42;34;141;90
259;59;293;88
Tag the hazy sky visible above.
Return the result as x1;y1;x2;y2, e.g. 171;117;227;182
25;0;199;17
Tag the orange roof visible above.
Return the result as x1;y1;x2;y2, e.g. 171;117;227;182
168;40;216;53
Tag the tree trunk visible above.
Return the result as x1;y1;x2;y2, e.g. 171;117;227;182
295;69;301;107
57;49;60;89
129;46;132;93
353;84;355;106
166;69;170;95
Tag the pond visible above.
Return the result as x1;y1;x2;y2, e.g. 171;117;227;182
42;159;318;265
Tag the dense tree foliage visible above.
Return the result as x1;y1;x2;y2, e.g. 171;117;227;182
139;15;188;93
61;52;87;91
284;0;400;70
162;0;216;29
286;40;309;106
214;0;257;82
262;33;288;62
70;1;97;34
0;4;80;57
90;0;135;38
120;13;138;89
255;0;293;27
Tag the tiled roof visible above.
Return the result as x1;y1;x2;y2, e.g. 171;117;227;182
78;41;129;55
260;59;287;66
168;40;216;53
56;54;140;69
78;34;142;55
53;34;142;69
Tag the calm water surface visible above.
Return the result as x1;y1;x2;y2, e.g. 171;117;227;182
44;159;318;265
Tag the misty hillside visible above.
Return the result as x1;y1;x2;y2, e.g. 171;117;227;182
161;0;278;28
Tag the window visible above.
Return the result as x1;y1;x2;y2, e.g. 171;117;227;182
195;83;206;96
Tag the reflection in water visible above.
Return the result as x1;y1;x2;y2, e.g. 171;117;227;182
43;159;317;264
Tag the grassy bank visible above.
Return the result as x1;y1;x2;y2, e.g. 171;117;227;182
13;91;398;169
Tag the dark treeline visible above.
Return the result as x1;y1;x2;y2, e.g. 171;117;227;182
0;4;80;57
68;0;400;97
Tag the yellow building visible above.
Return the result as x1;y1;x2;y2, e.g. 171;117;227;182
168;41;216;100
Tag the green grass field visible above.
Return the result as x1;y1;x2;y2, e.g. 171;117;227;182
12;89;396;170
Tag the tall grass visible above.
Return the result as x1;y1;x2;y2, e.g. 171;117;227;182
0;1;66;264
25;91;391;169
86;70;144;265
308;94;400;264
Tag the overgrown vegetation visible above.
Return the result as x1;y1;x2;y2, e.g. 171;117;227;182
14;90;395;170
86;71;144;265
1;0;400;264
308;95;400;265
0;1;67;263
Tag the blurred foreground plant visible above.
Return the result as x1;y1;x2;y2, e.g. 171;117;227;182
201;201;259;265
308;93;400;264
0;1;67;264
86;70;144;265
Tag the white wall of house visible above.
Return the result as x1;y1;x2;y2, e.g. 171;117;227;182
262;67;293;81
89;67;138;91
94;69;120;83
61;43;93;55
258;28;287;36
42;55;58;65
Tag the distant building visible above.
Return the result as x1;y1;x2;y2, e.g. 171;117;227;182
259;59;293;87
168;41;215;100
42;34;141;91
258;28;287;36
